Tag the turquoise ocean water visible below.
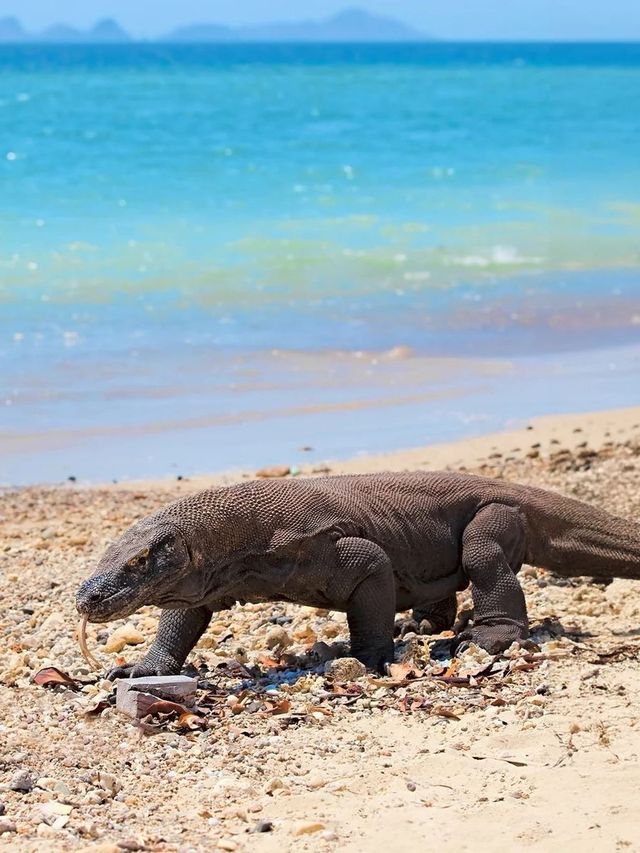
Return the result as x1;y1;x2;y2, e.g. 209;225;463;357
1;43;639;484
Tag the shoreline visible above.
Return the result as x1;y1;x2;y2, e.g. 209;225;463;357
108;403;640;492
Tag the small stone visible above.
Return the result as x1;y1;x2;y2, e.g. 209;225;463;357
251;821;274;833
41;801;73;819
90;771;122;798
265;626;291;652
0;804;4;816
0;820;17;835
82;791;104;805
406;781;417;792
293;821;325;836
37;777;72;799
324;657;366;681
256;465;290;479
307;641;337;665
217;841;238;851
116;675;198;718
9;769;34;793
104;624;145;653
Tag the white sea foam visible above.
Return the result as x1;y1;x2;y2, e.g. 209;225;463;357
453;245;543;267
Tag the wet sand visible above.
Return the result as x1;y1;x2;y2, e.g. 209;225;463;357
1;405;640;851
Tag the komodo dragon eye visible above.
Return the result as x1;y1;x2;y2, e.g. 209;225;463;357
125;548;150;571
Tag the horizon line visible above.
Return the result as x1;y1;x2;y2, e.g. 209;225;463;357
2;38;640;44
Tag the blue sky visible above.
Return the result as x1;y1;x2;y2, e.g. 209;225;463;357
6;0;640;40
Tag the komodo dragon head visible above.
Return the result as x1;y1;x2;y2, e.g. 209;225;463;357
76;515;201;622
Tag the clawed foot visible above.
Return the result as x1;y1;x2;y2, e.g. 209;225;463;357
352;642;394;674
394;617;439;638
106;654;182;681
452;623;528;656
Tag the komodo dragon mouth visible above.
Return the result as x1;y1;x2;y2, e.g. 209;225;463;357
76;582;146;623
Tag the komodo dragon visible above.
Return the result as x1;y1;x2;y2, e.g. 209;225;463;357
76;471;640;677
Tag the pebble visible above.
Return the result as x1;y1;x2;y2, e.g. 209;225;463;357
293;821;326;836
103;624;145;653
251;820;274;833
256;465;290;479
265;625;291;651
36;777;72;798
90;771;122;798
9;769;34;793
324;657;366;680
0;820;17;835
322;830;339;842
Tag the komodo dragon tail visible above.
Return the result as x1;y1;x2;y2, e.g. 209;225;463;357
522;486;640;580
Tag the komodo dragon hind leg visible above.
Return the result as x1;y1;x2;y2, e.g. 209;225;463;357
333;537;396;673
453;503;529;656
106;605;213;680
395;594;458;638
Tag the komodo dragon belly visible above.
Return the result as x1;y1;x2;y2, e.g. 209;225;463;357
218;531;465;614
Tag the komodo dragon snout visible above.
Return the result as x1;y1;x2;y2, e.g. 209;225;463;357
76;520;196;622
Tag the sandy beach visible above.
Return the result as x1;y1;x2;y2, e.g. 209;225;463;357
1;404;640;852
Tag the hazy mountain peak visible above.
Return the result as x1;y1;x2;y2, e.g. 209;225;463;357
0;9;428;44
0;15;27;41
166;8;427;42
89;18;130;42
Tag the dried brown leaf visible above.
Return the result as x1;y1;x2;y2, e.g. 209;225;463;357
33;667;79;689
388;662;423;681
145;700;193;717
267;698;291;715
178;711;207;730
306;704;333;717
432;706;461;721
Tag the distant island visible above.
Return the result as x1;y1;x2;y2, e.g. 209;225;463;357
0;9;429;44
0;16;130;43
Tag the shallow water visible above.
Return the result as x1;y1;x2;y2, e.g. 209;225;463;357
1;44;639;483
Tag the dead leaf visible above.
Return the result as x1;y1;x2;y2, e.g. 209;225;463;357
472;755;528;767
33;667;79;689
432;706;461;721
83;695;113;716
306;705;333;716
257;654;280;669
510;660;539;672
443;659;459;679
178;711;207;730
145;700;193;717
266;698;291;715
388;662;423;681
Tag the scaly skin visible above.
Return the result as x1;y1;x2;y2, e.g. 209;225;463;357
76;471;640;675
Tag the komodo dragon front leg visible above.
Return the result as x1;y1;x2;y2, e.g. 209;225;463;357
454;503;529;654
329;537;396;671
107;606;213;679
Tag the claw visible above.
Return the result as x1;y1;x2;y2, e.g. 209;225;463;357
394;618;420;638
105;663;136;681
453;640;471;656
